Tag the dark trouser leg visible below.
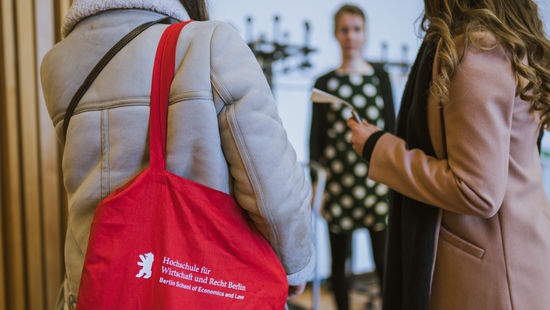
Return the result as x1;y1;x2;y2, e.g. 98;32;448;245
368;228;387;288
329;232;352;310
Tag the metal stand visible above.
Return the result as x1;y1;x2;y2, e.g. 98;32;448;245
308;161;327;310
379;41;411;73
246;15;316;90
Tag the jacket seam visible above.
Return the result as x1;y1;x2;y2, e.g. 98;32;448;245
226;104;281;251
100;110;110;199
53;95;212;124
209;22;234;106
210;72;232;106
170;92;212;103
429;209;443;296
53;97;150;123
498;212;514;309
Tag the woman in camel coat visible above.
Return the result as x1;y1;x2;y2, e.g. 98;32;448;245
347;0;550;309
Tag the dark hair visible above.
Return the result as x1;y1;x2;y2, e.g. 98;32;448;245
334;4;366;34
180;0;209;21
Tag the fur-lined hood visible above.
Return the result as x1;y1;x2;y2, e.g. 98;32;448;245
62;0;190;37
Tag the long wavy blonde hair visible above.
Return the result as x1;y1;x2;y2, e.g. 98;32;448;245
423;0;550;129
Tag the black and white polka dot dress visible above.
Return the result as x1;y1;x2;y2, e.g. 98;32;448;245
309;63;396;234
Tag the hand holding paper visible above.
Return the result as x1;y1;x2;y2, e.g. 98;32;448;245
310;88;363;124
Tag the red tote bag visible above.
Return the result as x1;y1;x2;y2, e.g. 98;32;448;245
76;21;288;310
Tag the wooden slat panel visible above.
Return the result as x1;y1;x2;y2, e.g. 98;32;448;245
0;225;5;310
0;32;4;300
0;161;6;310
59;0;72;234
15;0;46;308
0;9;7;301
2;0;73;309
54;0;72;41
1;0;27;308
35;0;64;308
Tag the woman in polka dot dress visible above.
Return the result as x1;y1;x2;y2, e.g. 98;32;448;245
309;4;395;310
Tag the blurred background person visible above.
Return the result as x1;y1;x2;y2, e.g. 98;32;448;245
347;0;550;309
309;4;395;310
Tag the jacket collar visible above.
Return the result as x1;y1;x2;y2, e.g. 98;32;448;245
62;0;190;38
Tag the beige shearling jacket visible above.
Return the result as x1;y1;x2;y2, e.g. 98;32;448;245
40;3;313;308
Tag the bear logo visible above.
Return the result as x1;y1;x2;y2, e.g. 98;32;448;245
136;252;154;279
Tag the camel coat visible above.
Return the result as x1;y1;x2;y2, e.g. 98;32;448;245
369;35;550;309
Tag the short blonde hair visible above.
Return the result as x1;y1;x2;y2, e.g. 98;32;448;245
334;4;366;35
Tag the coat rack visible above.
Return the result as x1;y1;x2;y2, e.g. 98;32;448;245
378;41;411;73
245;15;317;89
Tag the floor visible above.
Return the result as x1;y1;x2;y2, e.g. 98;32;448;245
288;273;382;310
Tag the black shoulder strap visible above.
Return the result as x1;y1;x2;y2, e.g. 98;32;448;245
62;16;173;139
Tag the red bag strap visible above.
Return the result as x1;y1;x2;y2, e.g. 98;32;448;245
149;21;193;170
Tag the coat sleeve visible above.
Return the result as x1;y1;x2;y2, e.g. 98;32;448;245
209;22;314;284
368;40;516;218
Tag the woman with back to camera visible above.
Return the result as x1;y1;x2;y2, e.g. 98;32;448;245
40;0;314;308
309;4;395;309
347;0;550;309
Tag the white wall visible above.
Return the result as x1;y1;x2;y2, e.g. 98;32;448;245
538;0;550;33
